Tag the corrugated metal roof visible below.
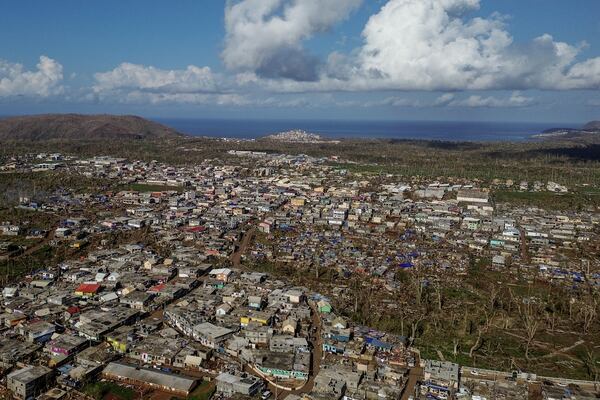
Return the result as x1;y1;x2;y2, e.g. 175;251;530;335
103;362;197;392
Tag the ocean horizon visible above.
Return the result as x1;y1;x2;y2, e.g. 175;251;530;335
154;118;575;142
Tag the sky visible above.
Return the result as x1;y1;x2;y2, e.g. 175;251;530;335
1;0;600;123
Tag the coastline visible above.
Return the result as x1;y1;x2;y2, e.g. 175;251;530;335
153;118;570;142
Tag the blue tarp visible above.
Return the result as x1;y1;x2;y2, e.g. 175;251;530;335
365;336;393;350
58;364;74;375
425;382;450;392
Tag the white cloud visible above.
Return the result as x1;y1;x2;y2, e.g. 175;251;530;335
433;93;456;106
222;0;362;81
363;97;424;108
85;0;600;108
120;92;249;106
93;63;218;93
243;0;600;93
350;0;600;91
0;56;63;97
91;63;247;106
90;89;249;106
359;92;535;109
435;92;535;108
565;57;600;89
257;96;313;108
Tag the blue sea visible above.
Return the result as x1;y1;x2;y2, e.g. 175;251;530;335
154;118;574;142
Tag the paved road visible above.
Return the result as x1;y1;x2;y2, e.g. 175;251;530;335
461;366;600;393
462;367;509;383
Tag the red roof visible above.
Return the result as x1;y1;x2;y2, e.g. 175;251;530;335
185;226;206;233
67;306;80;315
75;283;101;293
149;283;166;292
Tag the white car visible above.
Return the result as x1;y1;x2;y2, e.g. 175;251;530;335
261;390;272;400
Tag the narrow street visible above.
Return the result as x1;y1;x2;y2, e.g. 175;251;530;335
231;225;256;268
231;200;286;268
242;303;324;399
289;303;323;395
401;355;422;400
519;227;530;263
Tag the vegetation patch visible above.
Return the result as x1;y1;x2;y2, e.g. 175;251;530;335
83;381;135;400
493;190;600;210
119;183;184;193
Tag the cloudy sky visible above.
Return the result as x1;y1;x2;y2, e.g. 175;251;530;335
1;0;600;123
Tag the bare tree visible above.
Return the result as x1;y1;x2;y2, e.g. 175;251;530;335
453;337;460;357
434;280;443;311
576;299;598;334
516;299;541;360
468;304;496;357
410;265;425;306
582;348;599;384
409;314;426;346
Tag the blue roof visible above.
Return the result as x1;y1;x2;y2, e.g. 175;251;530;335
365;336;393;350
425;382;450;392
58;364;74;374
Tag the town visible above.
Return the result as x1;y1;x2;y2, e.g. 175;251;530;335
0;149;598;400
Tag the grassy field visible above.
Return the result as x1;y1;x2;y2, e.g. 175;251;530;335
0;244;55;283
83;381;135;400
416;327;599;380
188;381;215;400
170;381;215;400
493;189;600;210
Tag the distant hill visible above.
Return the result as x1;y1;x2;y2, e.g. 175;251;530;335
583;121;600;130
535;120;600;140
0;114;183;141
540;127;580;134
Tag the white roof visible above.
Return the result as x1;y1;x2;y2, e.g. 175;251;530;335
209;268;232;275
95;273;107;281
2;287;18;296
100;292;119;302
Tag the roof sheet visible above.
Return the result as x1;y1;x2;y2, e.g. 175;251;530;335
103;362;197;392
